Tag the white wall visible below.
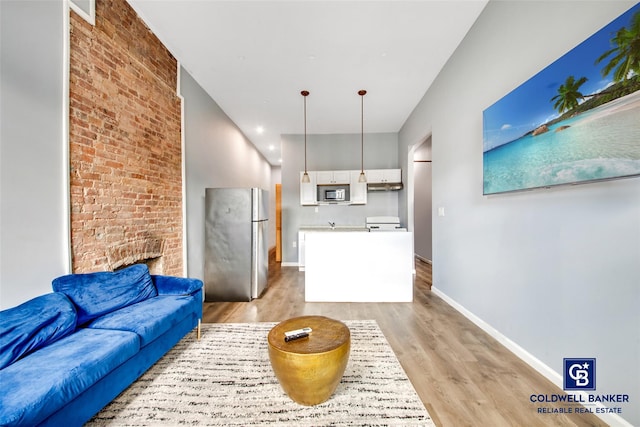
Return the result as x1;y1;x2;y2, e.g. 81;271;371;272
180;68;272;281
0;1;69;309
399;2;639;425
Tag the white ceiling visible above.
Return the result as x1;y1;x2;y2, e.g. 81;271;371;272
127;0;488;165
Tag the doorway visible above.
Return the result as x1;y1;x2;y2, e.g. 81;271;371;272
411;137;432;263
275;184;282;262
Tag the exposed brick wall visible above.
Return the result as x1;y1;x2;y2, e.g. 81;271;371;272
69;0;183;274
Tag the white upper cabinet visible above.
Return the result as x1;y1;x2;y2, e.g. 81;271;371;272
366;169;402;183
301;169;400;205
316;170;351;185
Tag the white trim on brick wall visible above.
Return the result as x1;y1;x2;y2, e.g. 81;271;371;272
63;0;72;274
69;0;95;25
177;63;188;277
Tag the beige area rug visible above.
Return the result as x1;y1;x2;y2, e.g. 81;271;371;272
87;320;435;426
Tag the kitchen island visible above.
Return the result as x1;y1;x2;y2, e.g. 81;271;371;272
303;230;413;302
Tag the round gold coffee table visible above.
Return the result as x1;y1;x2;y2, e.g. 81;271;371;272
267;315;350;406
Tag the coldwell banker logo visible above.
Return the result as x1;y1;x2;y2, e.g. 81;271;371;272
564;358;596;391
532;357;628;416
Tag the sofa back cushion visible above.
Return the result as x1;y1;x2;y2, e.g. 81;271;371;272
52;264;158;326
0;292;77;370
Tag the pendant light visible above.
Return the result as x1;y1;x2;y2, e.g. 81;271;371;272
358;90;367;183
301;90;311;183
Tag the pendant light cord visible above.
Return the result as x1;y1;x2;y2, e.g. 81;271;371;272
358;90;367;182
301;90;310;183
360;92;364;173
304;92;307;173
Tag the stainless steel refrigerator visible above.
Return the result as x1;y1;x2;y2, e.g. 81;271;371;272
204;188;269;301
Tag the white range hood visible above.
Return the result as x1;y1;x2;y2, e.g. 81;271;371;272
367;182;403;191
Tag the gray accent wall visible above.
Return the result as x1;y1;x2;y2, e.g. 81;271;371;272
180;68;272;281
1;1;69;309
398;2;639;425
281;133;400;265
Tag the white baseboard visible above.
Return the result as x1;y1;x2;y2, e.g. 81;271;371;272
431;286;633;427
431;286;561;383
280;262;298;268
415;254;432;264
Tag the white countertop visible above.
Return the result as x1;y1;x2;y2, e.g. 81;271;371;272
299;226;369;232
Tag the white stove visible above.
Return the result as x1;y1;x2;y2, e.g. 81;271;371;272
365;216;407;232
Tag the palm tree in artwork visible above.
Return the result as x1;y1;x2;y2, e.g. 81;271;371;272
551;75;588;114
595;10;640;82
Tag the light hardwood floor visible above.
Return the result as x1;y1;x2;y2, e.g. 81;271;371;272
203;257;606;427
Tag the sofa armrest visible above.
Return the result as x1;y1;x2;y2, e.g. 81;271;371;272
151;275;203;296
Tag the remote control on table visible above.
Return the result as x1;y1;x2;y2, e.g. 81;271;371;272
284;327;312;342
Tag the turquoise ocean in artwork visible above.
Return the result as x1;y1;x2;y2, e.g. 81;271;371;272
483;90;640;194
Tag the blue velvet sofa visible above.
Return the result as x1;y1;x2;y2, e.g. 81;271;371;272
0;264;203;426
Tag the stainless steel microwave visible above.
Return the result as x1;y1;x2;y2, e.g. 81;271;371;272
318;185;350;203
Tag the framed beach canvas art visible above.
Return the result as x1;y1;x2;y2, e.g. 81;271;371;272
482;3;640;195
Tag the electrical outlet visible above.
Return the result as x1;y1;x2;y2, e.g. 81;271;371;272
292;241;297;248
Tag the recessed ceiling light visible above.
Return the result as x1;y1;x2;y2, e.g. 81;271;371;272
269;145;275;151
278;158;282;163
256;126;264;134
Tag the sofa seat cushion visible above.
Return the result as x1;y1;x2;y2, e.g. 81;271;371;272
0;328;139;427
87;295;195;347
0;293;77;370
52;264;158;326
